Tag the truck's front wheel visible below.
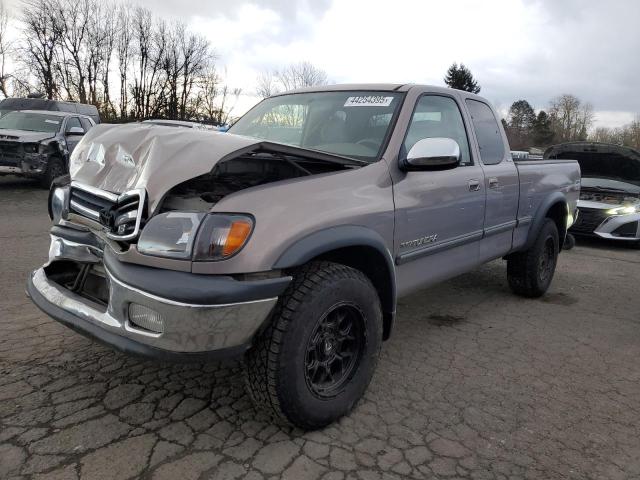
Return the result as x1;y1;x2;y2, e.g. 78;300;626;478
244;261;382;430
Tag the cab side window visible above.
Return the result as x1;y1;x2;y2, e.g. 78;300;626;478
79;117;93;132
465;99;505;165
65;117;82;133
403;95;472;166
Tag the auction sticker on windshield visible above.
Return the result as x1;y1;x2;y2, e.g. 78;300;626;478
344;96;394;107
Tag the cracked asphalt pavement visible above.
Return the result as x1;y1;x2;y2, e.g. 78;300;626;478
1;176;640;480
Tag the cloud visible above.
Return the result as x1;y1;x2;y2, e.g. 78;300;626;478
181;0;639;125
5;0;639;126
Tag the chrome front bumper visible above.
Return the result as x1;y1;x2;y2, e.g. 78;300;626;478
28;235;279;359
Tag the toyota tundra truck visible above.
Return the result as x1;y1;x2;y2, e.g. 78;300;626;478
27;84;580;429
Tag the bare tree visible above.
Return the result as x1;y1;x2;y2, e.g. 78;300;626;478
131;7;168;118
192;67;240;124
55;0;93;102
0;1;12;97
94;4;117;117
178;29;209;119
589;116;640;150
13;0;235;122
256;61;328;98
548;94;594;142
161;22;209;120
255;70;276;98
21;0;64;99
115;3;132;118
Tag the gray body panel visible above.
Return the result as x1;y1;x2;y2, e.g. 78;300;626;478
34;84;580;353
67;84;580;292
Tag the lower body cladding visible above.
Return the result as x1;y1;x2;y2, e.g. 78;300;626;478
570;206;640;243
27;231;290;360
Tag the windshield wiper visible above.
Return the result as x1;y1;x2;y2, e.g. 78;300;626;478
258;142;368;167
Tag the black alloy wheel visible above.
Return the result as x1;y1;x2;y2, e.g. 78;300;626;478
304;303;365;398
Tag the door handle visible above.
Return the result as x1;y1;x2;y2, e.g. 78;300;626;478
488;177;500;189
468;179;481;192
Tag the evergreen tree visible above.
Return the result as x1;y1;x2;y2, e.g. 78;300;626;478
507;100;536;149
532;110;555;147
443;63;481;93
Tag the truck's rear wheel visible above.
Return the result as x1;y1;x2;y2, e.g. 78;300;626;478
244;261;382;430
507;219;559;297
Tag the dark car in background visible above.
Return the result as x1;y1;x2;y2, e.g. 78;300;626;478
0;97;101;124
0;110;95;187
545;142;640;247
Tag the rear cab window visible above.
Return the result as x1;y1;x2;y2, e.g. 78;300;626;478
465;99;505;165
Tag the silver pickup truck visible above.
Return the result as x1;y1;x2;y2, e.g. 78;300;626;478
28;84;580;429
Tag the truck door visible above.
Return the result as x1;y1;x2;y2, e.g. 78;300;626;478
464;99;519;262
393;94;486;295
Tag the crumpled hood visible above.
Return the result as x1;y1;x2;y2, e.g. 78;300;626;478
0;130;55;142
69;123;262;212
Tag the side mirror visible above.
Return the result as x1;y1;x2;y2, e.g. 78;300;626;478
401;137;461;171
66;126;85;136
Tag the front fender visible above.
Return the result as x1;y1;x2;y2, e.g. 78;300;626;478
273;224;397;339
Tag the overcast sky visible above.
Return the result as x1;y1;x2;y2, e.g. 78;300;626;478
5;0;639;127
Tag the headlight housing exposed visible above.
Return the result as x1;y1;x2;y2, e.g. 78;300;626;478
137;213;254;261
607;205;639;215
138;212;206;259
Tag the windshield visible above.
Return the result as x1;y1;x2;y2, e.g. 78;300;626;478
229;91;404;161
0;111;62;133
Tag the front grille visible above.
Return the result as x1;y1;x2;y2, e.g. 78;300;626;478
570;207;608;234
0;141;20;153
69;182;146;241
0;141;22;166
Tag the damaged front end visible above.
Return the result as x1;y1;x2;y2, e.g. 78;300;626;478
28;125;359;359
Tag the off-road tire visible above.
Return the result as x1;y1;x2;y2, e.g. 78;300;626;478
244;261;383;430
40;157;65;189
507;219;559;298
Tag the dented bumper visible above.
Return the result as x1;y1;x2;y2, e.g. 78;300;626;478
27;230;290;361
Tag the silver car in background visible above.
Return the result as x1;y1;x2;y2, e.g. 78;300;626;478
545;142;640;247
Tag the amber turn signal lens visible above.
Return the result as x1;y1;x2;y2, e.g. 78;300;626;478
223;220;253;257
193;214;254;261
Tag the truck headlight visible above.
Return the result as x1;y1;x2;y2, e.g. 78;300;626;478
193;214;254;261
138;213;254;261
607;205;638;215
48;186;69;223
138;212;205;259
